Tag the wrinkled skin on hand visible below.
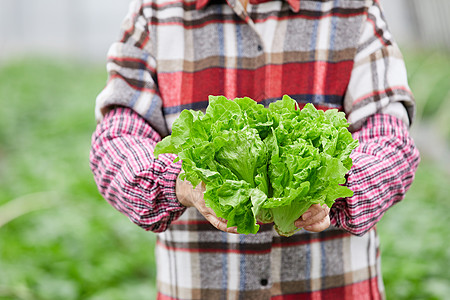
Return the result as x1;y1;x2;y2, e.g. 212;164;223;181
175;175;238;234
294;204;331;232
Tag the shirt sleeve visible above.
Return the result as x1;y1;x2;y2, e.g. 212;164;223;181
95;0;169;137
343;0;415;132
331;0;421;236
330;114;420;236
90;106;186;232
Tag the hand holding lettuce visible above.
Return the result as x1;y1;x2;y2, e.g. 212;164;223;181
155;95;358;236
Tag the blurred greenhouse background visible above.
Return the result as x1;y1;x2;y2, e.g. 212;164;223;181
0;0;449;299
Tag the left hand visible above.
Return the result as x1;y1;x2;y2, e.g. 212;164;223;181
294;204;331;232
176;175;238;234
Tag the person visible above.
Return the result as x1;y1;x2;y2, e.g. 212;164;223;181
89;0;420;298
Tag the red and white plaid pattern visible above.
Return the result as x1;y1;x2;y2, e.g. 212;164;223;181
331;114;420;235
90;0;420;298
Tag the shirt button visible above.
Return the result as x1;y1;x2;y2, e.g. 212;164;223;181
257;44;263;51
260;278;268;286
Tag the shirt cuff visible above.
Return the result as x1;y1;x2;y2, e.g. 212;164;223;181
330;114;420;236
90;106;186;232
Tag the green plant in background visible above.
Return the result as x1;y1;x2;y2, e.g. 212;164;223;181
0;59;157;299
376;49;450;300
404;50;450;138
0;50;449;299
377;161;450;300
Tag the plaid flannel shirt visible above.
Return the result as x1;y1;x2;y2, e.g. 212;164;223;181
90;0;420;298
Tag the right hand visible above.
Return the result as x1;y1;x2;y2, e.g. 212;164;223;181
175;175;238;234
294;203;331;233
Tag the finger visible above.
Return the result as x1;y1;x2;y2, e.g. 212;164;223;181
295;204;330;228
203;210;227;231
304;215;331;232
225;226;239;234
208;215;238;234
201;208;238;234
186;182;237;234
218;218;239;234
302;204;323;220
210;215;229;232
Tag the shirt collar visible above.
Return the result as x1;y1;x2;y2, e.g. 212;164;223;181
196;0;300;13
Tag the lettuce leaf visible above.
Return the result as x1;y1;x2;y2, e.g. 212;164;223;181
154;95;358;236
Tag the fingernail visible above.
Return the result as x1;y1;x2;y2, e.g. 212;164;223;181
302;212;311;220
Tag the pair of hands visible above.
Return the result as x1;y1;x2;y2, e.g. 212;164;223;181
176;176;331;234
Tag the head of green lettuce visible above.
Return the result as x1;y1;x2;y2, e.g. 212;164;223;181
154;95;359;236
